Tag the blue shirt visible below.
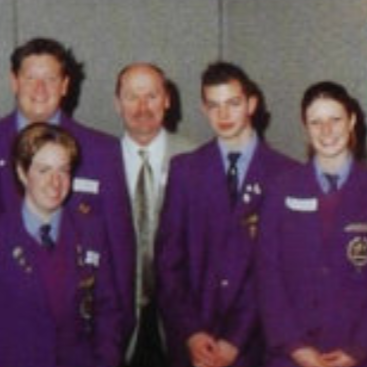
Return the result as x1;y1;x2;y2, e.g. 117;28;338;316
314;154;352;193
218;133;258;190
16;110;61;131
22;202;62;245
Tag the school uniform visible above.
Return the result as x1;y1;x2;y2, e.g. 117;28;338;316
0;205;121;367
257;160;367;367
0;111;136;354
155;137;296;367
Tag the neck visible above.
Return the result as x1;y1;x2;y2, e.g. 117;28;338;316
128;130;161;147
316;151;351;174
25;198;53;224
221;127;254;150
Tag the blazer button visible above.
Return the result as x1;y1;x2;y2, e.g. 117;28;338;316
220;279;229;287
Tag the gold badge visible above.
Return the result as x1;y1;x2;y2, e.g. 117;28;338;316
78;202;91;214
241;214;259;239
347;236;367;268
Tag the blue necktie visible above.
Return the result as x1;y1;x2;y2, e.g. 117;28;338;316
227;152;241;205
39;224;54;249
324;173;339;193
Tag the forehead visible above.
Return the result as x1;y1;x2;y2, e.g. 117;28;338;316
121;66;165;92
306;97;347;116
32;143;70;164
19;54;63;73
203;79;246;101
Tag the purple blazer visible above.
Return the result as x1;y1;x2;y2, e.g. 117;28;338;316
0;111;136;353
257;162;367;367
155;139;296;367
0;206;121;367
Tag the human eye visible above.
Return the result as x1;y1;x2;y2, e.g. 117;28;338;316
123;93;137;102
205;101;218;111
34;164;50;175
307;118;321;127
228;97;242;107
60;166;71;176
331;116;342;123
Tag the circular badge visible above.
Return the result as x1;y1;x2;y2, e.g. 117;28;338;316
347;236;367;268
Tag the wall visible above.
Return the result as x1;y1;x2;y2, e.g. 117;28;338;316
1;0;367;160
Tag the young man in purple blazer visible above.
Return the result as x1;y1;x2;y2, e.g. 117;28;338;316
0;37;135;361
155;61;297;367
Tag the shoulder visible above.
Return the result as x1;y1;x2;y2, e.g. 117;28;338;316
258;142;298;167
0;113;17;141
60;114;119;147
165;132;197;155
170;139;217;170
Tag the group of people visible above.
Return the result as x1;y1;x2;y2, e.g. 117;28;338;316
0;36;366;367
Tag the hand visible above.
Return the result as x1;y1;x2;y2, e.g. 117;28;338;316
291;346;329;367
187;332;220;367
321;349;358;367
216;339;239;367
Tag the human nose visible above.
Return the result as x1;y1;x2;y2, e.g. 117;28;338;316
320;120;333;136
49;172;62;189
137;98;149;112
218;105;229;120
34;79;47;94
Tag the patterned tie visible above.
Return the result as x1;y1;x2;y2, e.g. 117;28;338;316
324;173;339;193
227;152;241;205
39;224;54;249
134;150;155;302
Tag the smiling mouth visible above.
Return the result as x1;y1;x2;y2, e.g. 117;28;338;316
218;122;233;130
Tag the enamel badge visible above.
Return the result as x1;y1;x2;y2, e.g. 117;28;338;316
347;236;367;269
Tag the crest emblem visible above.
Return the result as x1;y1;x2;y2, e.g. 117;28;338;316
347;236;367;269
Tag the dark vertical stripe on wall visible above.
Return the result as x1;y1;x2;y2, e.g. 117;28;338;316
218;0;224;59
12;0;19;45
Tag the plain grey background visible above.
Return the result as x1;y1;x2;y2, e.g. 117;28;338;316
1;0;367;161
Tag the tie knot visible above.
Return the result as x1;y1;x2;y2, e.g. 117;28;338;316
324;173;339;193
138;149;149;162
39;224;54;249
227;152;241;167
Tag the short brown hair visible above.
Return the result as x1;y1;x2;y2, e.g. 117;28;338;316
13;122;80;176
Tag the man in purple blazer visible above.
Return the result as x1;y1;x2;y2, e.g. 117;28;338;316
155;61;297;367
0;37;135;361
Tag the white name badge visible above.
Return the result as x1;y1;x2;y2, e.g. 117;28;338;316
85;250;100;267
285;197;318;212
345;223;367;233
73;178;100;194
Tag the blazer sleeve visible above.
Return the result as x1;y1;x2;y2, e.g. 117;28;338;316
155;158;206;345
93;223;124;367
256;180;307;353
219;245;258;349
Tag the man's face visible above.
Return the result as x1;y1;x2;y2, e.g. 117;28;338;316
202;79;257;145
115;65;170;145
11;54;69;122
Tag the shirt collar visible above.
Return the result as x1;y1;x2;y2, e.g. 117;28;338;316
16;109;61;131
218;133;258;169
122;128;166;165
313;154;353;192
22;202;62;244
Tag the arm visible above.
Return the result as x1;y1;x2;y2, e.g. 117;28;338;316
101;145;136;352
155;159;206;349
93;224;123;367
256;181;309;354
